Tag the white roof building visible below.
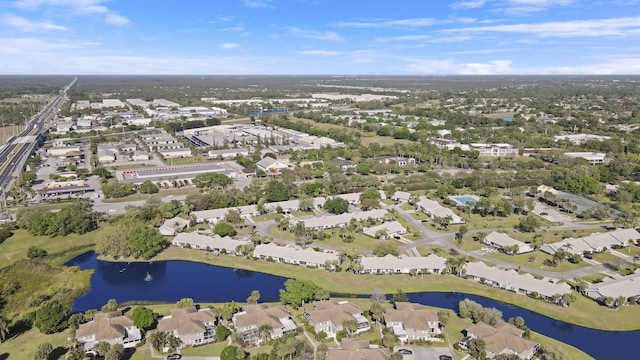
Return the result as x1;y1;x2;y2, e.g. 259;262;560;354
159;216;190;236
540;229;640;255
464;262;572;299
484;232;533;254
253;243;339;268
416;197;464;224
391;191;412;203
584;272;640;302
360;254;447;275
296;209;388;230
564;152;607;165
172;233;249;254
362;221;406;239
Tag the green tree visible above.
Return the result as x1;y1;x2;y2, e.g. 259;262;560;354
34;342;53;360
105;344;124;360
216;325;230;341
148;331;166;351
34;301;68;334
193;173;233;188
469;338;487;359
390;289;408;306
132;306;156;330
516;215;539;232
265;179;290;202
279;279;320;309
438;310;450;328
138;180;159;194
221;346;240;360
246;290;261;304
101;299;118;312
176;297;195;308
324;197;349;214
214;221;237;237
374;241;399;257
128;224;167;260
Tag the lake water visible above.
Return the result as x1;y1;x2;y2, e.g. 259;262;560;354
67;252;640;360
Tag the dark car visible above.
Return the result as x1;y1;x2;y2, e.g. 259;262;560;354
398;349;413;355
439;356;453;360
167;354;182;360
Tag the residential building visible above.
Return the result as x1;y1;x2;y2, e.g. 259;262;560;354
584;272;640;303
172;233;249;255
303;300;370;337
76;312;142;352
326;339;390;360
232;304;297;345
207;148;250;159
252;243;339;268
460;321;539;360
391;190;412;203
256;157;291;173
330;156;355;171
484;232;533;254
415;197;464;224
157;307;217;348
362;221;406;239
296;209;388;231
464;262;571;300
469;143;519;157
540;228;640;256
159;216;189;236
360;254;446;275
375;156;415;167
384;302;441;342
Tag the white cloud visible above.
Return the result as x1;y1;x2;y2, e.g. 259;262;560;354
3;14;68;31
451;0;487;9
334;18;435;29
376;34;431;42
218;43;239;49
500;0;577;15
0;37;96;54
445;16;640;38
285;27;342;41
12;0;130;25
299;50;343;56
241;0;273;8
405;59;514;74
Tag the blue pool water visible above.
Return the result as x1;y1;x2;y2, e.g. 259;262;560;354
452;196;478;205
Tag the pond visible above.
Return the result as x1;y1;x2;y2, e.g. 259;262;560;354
67;252;639;360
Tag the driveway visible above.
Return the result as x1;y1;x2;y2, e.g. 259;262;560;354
397;345;456;360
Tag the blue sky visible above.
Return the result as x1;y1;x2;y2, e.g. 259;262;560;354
1;0;640;74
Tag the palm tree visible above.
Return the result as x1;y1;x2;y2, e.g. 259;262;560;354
258;324;272;344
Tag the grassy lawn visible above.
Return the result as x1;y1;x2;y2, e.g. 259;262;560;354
399;203;414;211
462;214;528;231
459;236;485;252
590;251;619;264
180;341;229;356
253;213;284;222
0;328;71;360
382;199;394;206
579;273;611;284
162;155;209;165
101;187;201;203
316;232;401;251
409;211;430;221
509;228;604;244
291;211;315;217
416;245;455;258
487;250;589;273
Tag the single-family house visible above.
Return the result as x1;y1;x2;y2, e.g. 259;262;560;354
375;156;415;167
360;254;447;275
191;205;259;224
326;339;390;360
157;307;217;348
252;243;339;268
296;209;387;231
232;304;297;345
303;300;370;337
159;216;190;236
172;233;249;255
362;221;406;239
540;228;639;256
415;197;464;224
459;321;539;360
256;157;291;173
76;312;142;352
330;157;355;171
384;302;441;342
484;232;533;254
391;190;412;203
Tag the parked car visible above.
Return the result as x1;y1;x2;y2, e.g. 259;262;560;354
167;354;182;360
398;349;413;355
439;356;453;360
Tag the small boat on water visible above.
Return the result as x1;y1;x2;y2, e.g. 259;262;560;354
144;271;153;281
119;268;126;273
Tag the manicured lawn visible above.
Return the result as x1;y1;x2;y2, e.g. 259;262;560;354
590;251;619;264
509;228;604;244
101;187;201;203
416;245;454;258
399;203;414;211
579;273;611;284
487;250;589;273
0;327;71;360
253;213;284;222
409;211;430;220
292;211;315;217
459;236;485;251
317;232;401;251
462;214;528;231
163;155;208;165
180;341;229;356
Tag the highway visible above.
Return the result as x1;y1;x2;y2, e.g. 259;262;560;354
0;78;76;203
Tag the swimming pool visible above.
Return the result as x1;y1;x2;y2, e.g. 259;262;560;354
450;196;479;206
